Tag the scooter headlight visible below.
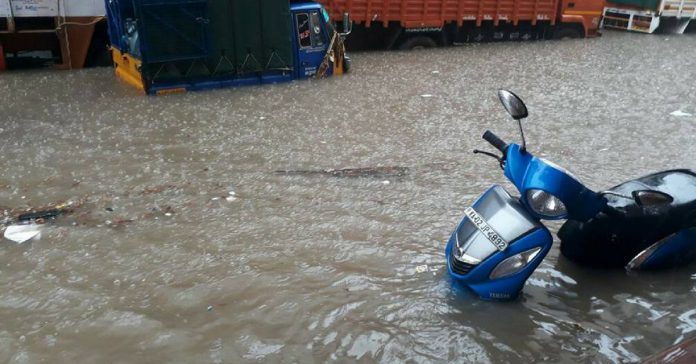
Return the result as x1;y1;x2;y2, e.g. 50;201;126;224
526;189;567;218
489;247;542;279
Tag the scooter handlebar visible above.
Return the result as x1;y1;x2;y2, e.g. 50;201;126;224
482;130;508;153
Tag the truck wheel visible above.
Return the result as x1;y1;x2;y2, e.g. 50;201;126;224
554;27;583;40
399;36;436;50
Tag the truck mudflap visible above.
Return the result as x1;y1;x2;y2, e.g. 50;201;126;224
111;47;146;93
315;30;348;78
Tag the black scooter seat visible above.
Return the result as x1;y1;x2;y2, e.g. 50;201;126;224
559;169;696;267
605;169;696;211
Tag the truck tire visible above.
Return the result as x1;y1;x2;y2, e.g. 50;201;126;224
554;26;583;40
399;36;437;50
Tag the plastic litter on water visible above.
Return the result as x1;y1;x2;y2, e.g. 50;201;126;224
415;265;428;273
420;94;433;98
4;223;42;244
670;110;692;117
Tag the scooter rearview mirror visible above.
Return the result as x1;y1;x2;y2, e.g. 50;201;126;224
497;90;528;120
497;89;529;152
632;190;674;207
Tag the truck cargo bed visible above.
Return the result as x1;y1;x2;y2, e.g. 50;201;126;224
320;0;560;27
108;0;295;94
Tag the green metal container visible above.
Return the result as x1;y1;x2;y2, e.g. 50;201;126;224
132;0;294;90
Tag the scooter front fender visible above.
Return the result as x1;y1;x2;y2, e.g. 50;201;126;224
626;227;696;270
446;185;553;300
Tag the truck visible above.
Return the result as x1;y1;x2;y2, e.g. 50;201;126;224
602;0;696;33
315;0;604;50
106;0;351;95
0;0;109;70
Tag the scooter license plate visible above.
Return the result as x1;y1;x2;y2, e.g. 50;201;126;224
464;206;509;252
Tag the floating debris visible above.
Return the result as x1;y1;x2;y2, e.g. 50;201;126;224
0;180;231;236
420;94;433;98
17;209;63;222
5;202;77;225
275;166;409;179
4;223;42;244
670;110;692;117
141;184;180;195
415;265;428;273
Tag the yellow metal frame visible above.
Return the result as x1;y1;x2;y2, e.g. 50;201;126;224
111;48;146;93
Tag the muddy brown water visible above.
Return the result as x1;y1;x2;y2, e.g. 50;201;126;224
1;31;696;363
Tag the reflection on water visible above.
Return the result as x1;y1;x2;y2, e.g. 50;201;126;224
1;31;696;362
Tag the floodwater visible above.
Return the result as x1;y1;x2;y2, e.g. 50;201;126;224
1;31;696;363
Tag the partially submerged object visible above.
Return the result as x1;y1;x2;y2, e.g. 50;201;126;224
445;90;696;301
317;0;604;49
106;0;351;94
16;202;72;222
4;223;42;244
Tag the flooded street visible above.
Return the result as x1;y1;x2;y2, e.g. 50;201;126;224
2;30;696;363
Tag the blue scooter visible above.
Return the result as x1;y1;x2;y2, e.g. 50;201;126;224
446;90;696;300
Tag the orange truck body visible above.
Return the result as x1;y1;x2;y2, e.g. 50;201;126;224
317;0;604;49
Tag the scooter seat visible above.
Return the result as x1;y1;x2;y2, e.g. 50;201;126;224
605;169;696;210
559;169;696;267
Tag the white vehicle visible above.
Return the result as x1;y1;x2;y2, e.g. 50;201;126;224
0;0;106;69
602;0;696;33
